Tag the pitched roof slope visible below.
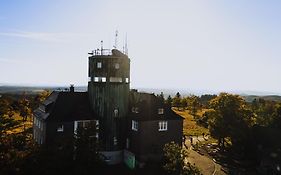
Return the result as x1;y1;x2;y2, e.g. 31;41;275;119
129;90;183;121
34;91;97;122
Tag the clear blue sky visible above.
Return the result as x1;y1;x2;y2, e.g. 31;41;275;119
0;0;281;94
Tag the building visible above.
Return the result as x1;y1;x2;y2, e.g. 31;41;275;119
33;88;99;147
33;47;183;167
128;90;183;164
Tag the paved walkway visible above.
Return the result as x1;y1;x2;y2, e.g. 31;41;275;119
184;137;226;175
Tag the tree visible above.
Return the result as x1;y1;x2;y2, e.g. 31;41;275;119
163;142;201;175
0;96;35;175
157;92;165;104
206;93;254;149
17;97;32;131
272;103;281;129
166;95;173;107
180;98;188;110
172;92;182;110
31;90;51;110
199;94;217;108
251;98;276;127
186;95;200;116
0;97;18;136
74;122;103;173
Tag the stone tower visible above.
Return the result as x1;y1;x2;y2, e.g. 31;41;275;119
88;48;130;164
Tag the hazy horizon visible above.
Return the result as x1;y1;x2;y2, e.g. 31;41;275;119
1;1;281;94
1;83;281;96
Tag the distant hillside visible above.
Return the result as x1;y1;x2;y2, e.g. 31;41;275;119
0;86;87;94
242;95;281;103
1;85;281;103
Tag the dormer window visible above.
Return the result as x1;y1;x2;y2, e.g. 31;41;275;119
57;125;64;132
97;62;102;68
158;108;164;114
132;107;139;113
115;63;120;69
125;78;129;83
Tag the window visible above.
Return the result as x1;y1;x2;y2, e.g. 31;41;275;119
57;125;64;132
94;77;99;82
84;121;90;128
113;137;118;145
88;77;91;82
158;108;164;114
115;63;120;69
77;121;83;129
101;77;106;82
132;107;139;113
125;78;129;83
158;121;168;131
94;77;106;82
132;120;138;131
96;120;99;130
126;138;130;149
40;137;43;144
114;109;119;117
74;120;99;134
109;77;122;83
38;120;41;129
97;62;102;68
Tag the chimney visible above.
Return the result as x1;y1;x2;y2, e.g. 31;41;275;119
70;84;74;92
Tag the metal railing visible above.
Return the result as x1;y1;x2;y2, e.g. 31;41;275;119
89;49;112;56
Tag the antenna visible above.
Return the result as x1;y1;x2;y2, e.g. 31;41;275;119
101;40;103;55
125;33;128;55
114;30;118;49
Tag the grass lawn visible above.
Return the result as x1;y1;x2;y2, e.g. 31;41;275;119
173;108;209;136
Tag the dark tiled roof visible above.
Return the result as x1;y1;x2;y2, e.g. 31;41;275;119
34;91;97;122
129;91;183;121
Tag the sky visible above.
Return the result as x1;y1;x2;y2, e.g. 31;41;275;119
0;0;281;94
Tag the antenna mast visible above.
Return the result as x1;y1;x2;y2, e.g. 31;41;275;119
114;30;118;49
101;40;103;55
125;33;128;55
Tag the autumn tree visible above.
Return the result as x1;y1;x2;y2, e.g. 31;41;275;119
180;98;188;110
0;97;18;136
199;94;217;108
206;93;254;149
31;90;51;110
272;103;281;129
0;96;34;175
186;95;200;116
